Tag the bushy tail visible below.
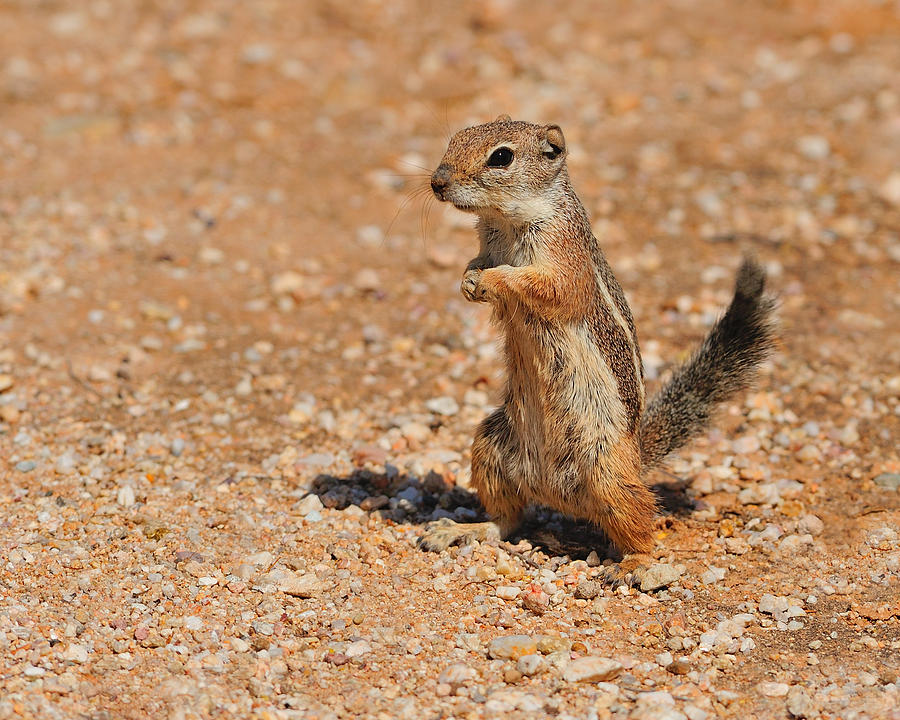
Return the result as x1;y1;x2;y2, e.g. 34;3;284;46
639;257;777;469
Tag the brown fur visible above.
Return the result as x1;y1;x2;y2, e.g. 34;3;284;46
419;118;775;558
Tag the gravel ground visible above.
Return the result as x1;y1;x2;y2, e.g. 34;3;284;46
1;1;899;718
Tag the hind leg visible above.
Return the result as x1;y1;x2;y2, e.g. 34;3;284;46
419;408;525;552
583;443;659;585
596;484;659;587
598;481;657;555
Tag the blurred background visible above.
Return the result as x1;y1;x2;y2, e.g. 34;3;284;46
1;0;898;463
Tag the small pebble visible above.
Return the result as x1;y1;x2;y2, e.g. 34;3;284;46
797;514;824;536
354;268;380;292
252;620;274;636
438;663;476;688
879;172;900;207
797;135;830;160
117;485;136;508
640;564;684;592
230;637;251;653
796;444;821;462
701;566;726;584
425;396;459;416
574;580;603;599
738;482;781;505
516;654;544;676
732;435;760;454
521;584;550;614
63;644;89;663
537;636;572;654
295;494;324;516
786;686;816;718
0;405;19;423
562;657;623;683
324;651;349;666
488;635;538;660
873;473;900;491
345;640;372;658
258;570;323;598
757;681;790;697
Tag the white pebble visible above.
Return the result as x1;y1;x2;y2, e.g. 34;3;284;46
63;644;89;663
496;586;521;600
562;656;623;682
116;485;136;508
732;435;761;454
757;681;790;697
797;135;830;160
295;494;324;517
516;654;544;676
425;396;459;416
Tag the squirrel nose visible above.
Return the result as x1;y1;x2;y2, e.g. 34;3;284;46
431;165;451;198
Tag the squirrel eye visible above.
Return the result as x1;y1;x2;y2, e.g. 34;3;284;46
486;147;514;168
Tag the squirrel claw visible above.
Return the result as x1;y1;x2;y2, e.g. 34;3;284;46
419;519;502;552
461;269;488;302
597;564;638;589
597;554;654;589
418;518;458;552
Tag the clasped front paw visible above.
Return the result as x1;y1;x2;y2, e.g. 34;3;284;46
461;269;489;302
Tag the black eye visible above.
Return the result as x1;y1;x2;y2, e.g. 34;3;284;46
486;147;513;168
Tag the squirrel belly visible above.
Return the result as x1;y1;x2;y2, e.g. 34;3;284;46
421;117;776;556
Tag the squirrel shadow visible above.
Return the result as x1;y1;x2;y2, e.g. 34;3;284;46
303;467;695;562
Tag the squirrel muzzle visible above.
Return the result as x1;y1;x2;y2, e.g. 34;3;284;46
430;164;452;200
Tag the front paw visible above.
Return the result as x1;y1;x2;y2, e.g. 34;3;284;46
461;269;489;302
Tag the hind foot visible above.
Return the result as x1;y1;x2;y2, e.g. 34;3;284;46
418;518;504;552
598;553;655;589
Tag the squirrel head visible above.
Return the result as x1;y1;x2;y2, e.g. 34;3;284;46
431;117;568;225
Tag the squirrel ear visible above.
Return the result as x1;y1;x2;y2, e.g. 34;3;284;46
495;114;512;123
541;124;566;159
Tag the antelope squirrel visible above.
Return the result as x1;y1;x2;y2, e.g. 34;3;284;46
419;116;776;563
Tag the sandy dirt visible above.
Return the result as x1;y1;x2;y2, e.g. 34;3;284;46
1;1;899;718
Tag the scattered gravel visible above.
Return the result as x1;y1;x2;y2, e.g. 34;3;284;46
1;2;898;719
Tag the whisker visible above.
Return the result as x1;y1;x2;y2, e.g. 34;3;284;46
376;171;431;188
416;99;452;141
396;160;433;174
421;195;436;249
404;184;433;203
441;102;451;140
384;182;433;245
